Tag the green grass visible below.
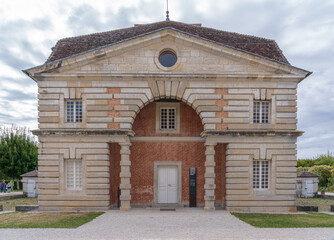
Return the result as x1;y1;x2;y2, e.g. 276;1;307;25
232;212;334;228
0;197;38;211
0;212;104;228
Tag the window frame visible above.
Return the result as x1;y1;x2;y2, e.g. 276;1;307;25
253;101;270;124
66;100;82;123
160;107;176;130
253;160;270;190
65;159;83;190
159;50;177;68
155;102;180;134
154;47;180;72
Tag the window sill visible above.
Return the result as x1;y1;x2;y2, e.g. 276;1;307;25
156;129;180;134
62;123;85;128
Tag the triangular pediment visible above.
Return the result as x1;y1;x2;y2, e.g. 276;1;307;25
25;28;310;80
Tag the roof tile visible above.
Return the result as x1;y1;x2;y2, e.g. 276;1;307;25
46;21;289;64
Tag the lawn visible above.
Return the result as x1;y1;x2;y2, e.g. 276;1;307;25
0;212;104;228
0;197;38;211
296;197;334;212
232;212;334;228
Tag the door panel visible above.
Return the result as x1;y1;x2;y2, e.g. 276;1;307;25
158;167;168;203
167;167;178;203
306;180;313;197
158;166;178;203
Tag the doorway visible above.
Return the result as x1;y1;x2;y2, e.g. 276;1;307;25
158;166;178;203
154;162;182;205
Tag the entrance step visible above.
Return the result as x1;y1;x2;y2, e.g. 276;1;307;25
160;208;176;211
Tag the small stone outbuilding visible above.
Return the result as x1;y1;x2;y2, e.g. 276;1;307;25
297;171;319;198
21;170;38;197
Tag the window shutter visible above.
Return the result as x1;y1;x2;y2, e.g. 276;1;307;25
168;108;175;129
75;159;83;189
261;161;269;189
66;160;74;189
160;108;168;129
253;161;260;189
65;159;82;190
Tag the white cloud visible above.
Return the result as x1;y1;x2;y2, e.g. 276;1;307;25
0;0;333;159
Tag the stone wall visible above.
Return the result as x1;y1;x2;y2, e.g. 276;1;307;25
31;28;308;212
206;135;298;212
38;135;127;211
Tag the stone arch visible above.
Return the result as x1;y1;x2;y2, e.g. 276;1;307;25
113;79;223;131
132;99;204;137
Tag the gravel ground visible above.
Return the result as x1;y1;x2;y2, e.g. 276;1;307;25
1;209;334;240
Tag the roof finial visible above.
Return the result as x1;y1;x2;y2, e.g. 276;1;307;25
166;0;170;21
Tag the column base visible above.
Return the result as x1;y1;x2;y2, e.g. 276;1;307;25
204;206;215;211
120;206;131;211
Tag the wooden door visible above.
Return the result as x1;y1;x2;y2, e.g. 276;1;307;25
158;166;178;203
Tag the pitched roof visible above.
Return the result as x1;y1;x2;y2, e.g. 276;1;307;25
297;171;319;178
20;169;38;177
46;21;289;65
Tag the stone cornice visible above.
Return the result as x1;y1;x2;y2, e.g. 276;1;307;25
32;129;135;137
33;129;303;138
201;130;304;138
33;73;306;80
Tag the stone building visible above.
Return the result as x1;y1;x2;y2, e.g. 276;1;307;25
21;169;38;197
24;21;310;212
297;170;319;198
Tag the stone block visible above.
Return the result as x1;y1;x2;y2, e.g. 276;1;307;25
15;205;39;212
87;117;113;123
296;205;318;212
223;106;250;112
331;205;334;212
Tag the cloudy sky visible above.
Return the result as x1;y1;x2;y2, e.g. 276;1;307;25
0;0;333;159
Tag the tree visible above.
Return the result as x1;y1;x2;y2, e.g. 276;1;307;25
0;126;38;179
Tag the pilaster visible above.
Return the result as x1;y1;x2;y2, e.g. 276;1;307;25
119;141;132;210
204;142;216;211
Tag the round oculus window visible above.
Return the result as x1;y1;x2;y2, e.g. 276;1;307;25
159;51;177;68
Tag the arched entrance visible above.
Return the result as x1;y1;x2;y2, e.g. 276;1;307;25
109;99;226;209
129;99;223;207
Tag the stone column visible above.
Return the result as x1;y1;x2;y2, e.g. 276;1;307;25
119;142;131;211
204;143;216;211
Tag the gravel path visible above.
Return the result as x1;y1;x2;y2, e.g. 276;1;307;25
1;209;334;240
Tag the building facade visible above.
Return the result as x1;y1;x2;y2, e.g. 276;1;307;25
24;21;310;212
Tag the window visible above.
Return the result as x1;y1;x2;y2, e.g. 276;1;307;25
156;102;180;133
159;50;177;67
253;160;269;189
66;100;82;123
253;101;269;123
160;107;176;129
65;159;82;190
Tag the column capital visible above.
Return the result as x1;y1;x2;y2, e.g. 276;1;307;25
204;142;217;147
204;135;218;147
119;142;132;147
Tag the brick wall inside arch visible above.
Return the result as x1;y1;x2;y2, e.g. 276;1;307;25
132;101;203;136
128;101;225;206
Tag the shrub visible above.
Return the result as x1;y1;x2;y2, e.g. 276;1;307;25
297;152;334;167
308;165;333;188
0;126;38;179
